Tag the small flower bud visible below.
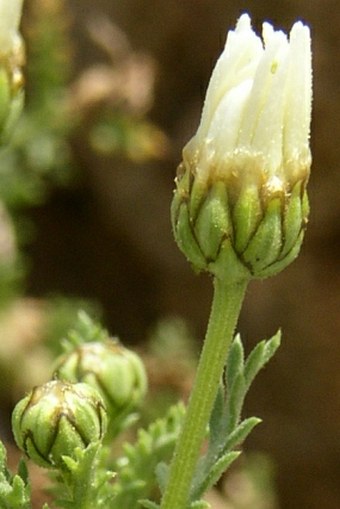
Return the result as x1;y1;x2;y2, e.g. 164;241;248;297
54;340;147;429
12;380;107;469
172;14;312;281
0;0;25;141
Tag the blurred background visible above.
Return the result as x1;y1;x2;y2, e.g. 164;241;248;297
0;0;339;508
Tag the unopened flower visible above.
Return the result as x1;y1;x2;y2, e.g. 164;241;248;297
12;380;107;469
172;14;312;280
54;340;147;436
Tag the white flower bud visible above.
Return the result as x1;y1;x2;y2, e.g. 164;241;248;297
0;0;24;54
185;13;312;191
172;14;312;280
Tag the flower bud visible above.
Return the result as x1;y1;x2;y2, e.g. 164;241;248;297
12;380;107;469
54;340;147;429
172;14;312;281
0;0;25;141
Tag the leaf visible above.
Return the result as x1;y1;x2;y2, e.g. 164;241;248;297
62;311;109;351
224;417;261;451
0;443;7;470
17;460;29;485
52;443;116;509
0;441;31;509
208;385;226;448
111;402;185;509
139;500;160;509
194;451;240;499
190;500;211;509
0;475;31;506
191;332;279;503
8;476;27;503
244;330;281;390
226;371;246;432
155;462;169;495
225;334;244;389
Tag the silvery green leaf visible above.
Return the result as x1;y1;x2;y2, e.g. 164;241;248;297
244;330;281;390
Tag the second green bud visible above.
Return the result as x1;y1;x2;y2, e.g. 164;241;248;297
54;339;147;435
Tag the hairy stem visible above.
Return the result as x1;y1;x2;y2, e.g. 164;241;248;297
160;276;248;509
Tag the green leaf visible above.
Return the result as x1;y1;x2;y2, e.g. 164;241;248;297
155;462;169;495
190;500;211;509
61;311;109;351
225;334;244;389
8;476;26;502
17;460;29;485
191;331;279;504
209;385;226;447
226;371;246;432
0;443;6;469
224;417;261;451
243;340;266;388
244;330;281;390
112;403;185;509
51;443;115;509
139;500;160;509
194;451;240;499
0;441;31;509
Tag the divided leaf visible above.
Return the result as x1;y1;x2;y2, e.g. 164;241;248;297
112;402;185;509
0;441;31;509
189;331;280;505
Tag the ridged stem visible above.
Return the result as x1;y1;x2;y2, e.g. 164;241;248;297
160;276;249;509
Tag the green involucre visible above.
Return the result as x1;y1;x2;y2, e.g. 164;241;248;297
12;380;107;469
172;164;308;281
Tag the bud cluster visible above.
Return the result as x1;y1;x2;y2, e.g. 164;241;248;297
54;339;147;425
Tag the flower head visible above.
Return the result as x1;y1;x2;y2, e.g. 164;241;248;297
12;380;107;469
172;14;312;280
54;339;147;437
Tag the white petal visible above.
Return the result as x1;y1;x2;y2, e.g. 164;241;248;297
238;27;289;165
0;0;24;53
197;13;263;143
184;14;312;187
283;22;312;170
207;79;253;159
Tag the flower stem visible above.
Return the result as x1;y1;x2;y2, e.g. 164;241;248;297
160;276;249;509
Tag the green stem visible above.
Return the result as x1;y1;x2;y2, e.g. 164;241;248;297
160;276;248;509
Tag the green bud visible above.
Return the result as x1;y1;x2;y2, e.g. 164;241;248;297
54;340;147;430
12;380;107;469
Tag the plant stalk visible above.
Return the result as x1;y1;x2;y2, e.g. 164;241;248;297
160;276;248;509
